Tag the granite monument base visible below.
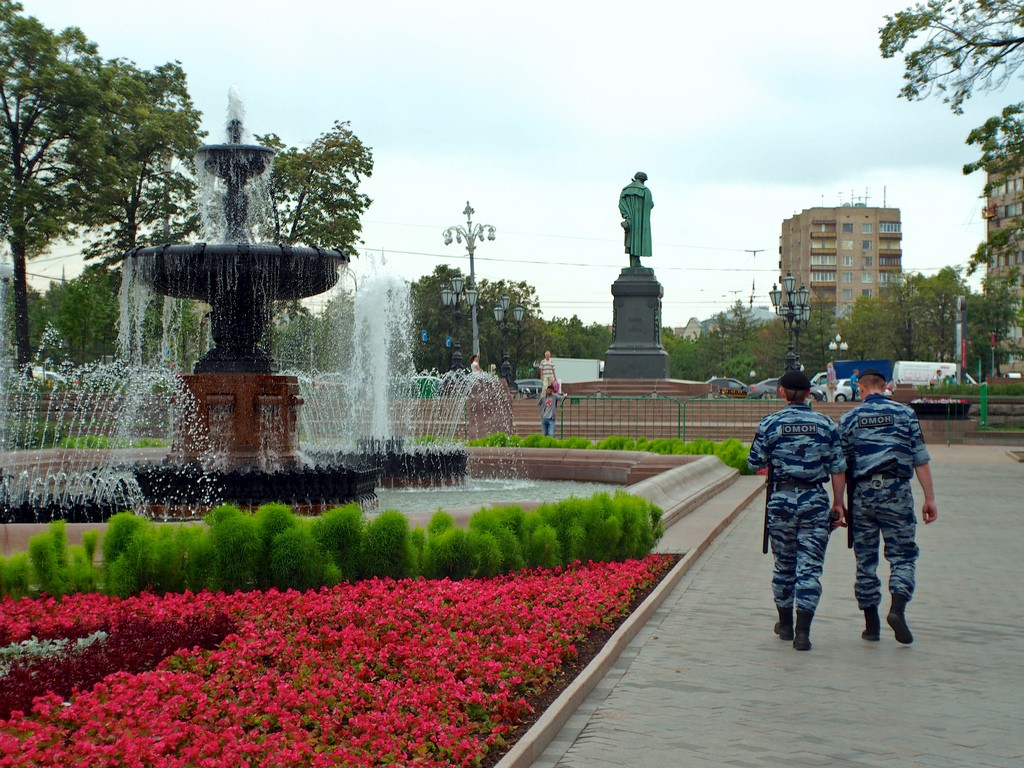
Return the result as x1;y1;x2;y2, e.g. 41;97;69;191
603;266;670;379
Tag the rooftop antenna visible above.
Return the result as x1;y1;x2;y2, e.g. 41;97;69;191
745;249;763;308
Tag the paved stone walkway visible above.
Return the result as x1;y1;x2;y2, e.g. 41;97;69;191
534;444;1024;767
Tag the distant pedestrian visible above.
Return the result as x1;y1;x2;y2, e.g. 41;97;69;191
929;369;942;387
839;368;937;645
469;354;482;374
850;369;860;401
747;370;847;651
538;351;557;391
538;383;564;438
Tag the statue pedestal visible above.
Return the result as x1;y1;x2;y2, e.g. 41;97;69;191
604;266;669;379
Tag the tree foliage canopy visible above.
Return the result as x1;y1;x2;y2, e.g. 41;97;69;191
79;59;202;266
259;122;373;253
881;1;1024;273
880;1;1024;115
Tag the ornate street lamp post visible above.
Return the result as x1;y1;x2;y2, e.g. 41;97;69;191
492;294;524;389
769;272;810;372
443;202;496;359
440;275;477;371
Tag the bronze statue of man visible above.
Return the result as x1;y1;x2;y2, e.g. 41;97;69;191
619;171;653;267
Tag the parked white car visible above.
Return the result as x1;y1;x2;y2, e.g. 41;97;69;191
832;378;855;402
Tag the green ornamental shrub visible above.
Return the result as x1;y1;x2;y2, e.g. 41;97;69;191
269;525;323;591
310;504;365;583
206;505;260;593
424;527;472;580
525;522;561;569
361;510;415;580
1;553;31;599
28;532;65;598
254;503;298;588
101;512;150;566
466;529;502;578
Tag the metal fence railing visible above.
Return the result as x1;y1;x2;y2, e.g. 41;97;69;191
554;395;791;443
680;397;784;443
558;395;683;442
531;391;1023;446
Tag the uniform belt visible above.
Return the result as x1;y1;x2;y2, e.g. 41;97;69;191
773;479;822;492
859;471;908;489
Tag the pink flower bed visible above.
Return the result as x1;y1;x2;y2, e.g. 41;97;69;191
0;555;672;767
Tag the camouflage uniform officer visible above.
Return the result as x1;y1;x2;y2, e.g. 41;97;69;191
839;368;937;644
748;370;847;651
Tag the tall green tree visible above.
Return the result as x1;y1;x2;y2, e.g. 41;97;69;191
259;122;373;252
474;278;541;378
79;60;202;266
966;267;1023;375
409;264;464;372
45;267;120;364
0;1;107;365
541;315;611;361
881;2;1024;271
696;301;760;379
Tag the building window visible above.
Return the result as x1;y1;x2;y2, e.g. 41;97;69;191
879;221;901;233
861;223;873;233
842;255;853;266
861;239;873;250
842;223;853;233
842;240;854;250
862;256;873;267
810;271;836;282
862;288;873;297
843;272;853;283
842;288;853;300
861;272;872;283
810;254;836;266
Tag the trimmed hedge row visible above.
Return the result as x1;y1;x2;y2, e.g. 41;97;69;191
0;492;663;600
466;434;752;474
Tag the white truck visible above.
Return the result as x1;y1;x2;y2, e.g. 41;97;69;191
548;357;602;384
891;361;975;387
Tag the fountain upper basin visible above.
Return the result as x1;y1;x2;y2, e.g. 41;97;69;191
126;243;348;303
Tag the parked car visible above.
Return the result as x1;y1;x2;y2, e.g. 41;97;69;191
747;377;826;401
832;378;855;401
747;378;779;399
705;377;748;398
514;378;544;398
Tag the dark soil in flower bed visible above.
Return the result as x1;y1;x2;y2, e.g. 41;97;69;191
481;552;682;767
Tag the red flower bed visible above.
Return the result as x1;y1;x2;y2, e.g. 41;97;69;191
0;555;673;767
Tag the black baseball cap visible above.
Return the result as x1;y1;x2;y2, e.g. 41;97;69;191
859;369;886;379
779;370;811;390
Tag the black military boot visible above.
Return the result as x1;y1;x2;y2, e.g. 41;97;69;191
862;606;881;641
887;593;914;644
793;609;814;651
774;605;794;641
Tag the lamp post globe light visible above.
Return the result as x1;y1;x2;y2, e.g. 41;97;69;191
492;294;525;389
443;202;496;360
440;274;478;371
828;333;848;353
769;271;811;372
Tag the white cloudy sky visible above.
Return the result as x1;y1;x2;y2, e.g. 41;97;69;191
22;0;1008;326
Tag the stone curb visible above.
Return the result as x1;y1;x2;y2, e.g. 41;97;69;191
493;473;759;768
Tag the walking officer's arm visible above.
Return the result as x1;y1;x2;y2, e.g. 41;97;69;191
914;462;938;524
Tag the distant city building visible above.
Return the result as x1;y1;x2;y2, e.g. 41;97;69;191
779;203;903;315
680;317;702;340
982;170;1024;370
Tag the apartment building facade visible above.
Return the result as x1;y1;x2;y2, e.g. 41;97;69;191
982;170;1024;369
779;204;903;315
